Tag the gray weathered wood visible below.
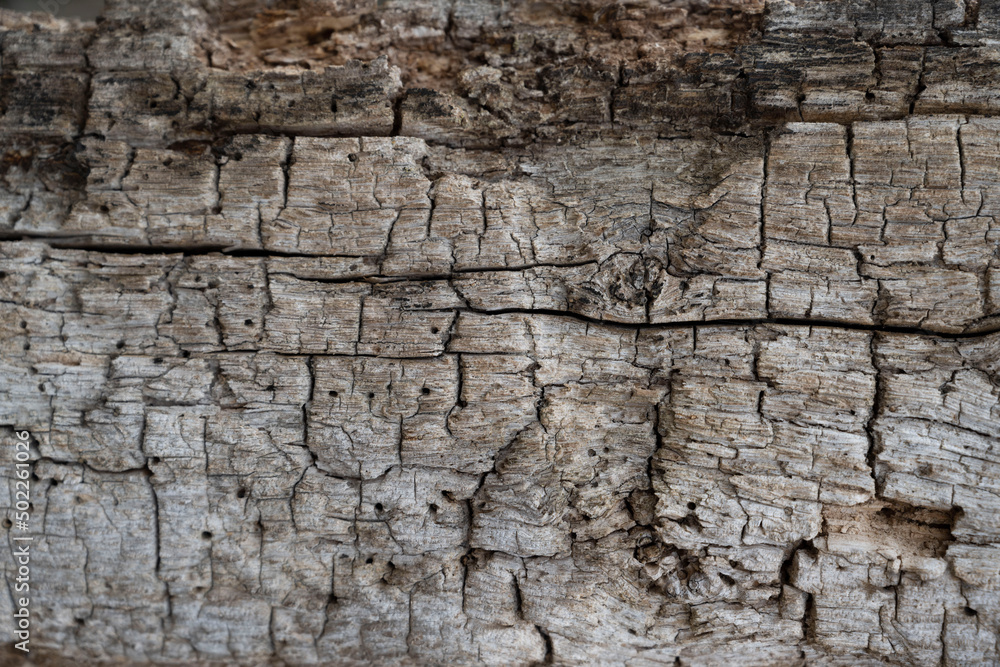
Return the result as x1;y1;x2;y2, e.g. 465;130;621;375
2;0;1000;664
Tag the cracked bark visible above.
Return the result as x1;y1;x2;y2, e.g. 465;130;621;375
2;0;1000;665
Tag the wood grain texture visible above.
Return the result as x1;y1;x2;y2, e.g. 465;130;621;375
2;1;1000;665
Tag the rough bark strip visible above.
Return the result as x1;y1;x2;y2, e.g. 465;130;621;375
2;1;1000;666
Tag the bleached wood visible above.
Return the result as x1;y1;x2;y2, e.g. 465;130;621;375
2;1;1000;665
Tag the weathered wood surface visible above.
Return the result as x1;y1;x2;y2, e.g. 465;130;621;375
2;0;1000;665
